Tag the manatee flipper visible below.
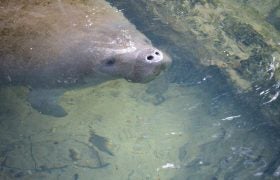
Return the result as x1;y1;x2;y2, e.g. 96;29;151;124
27;89;67;117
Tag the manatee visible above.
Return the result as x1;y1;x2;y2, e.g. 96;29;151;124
0;0;171;117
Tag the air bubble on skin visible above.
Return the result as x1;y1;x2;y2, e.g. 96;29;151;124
85;13;94;27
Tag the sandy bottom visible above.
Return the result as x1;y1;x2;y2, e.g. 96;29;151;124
0;79;279;180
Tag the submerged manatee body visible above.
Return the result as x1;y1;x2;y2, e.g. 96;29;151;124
0;0;171;117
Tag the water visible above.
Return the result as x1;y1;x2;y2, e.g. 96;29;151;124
1;77;280;179
1;0;280;180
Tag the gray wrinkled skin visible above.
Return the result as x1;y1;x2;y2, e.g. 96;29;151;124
0;0;171;88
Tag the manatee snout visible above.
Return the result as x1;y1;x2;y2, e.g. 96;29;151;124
99;47;171;83
129;48;171;83
145;48;171;70
145;49;163;63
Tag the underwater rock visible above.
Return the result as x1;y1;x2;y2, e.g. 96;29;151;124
69;148;81;161
222;16;268;48
89;130;114;156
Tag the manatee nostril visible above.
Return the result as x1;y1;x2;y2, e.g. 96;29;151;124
146;55;154;60
155;51;160;55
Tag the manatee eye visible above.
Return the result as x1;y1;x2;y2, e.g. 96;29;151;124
105;58;115;66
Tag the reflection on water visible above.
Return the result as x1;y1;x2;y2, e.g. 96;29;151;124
1;0;280;180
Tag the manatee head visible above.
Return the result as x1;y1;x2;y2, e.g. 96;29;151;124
74;1;172;84
97;47;171;83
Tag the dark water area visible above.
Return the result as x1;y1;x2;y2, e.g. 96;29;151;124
1;0;280;180
267;3;280;31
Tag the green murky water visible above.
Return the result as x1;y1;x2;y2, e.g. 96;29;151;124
1;1;280;180
1;76;280;180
